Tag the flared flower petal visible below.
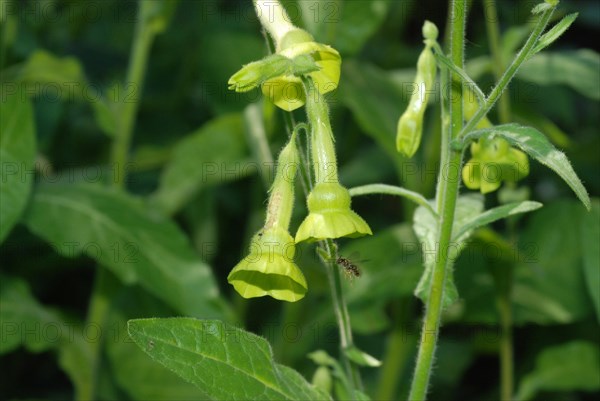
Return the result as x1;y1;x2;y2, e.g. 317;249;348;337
295;183;372;243
462;137;530;194
227;228;307;302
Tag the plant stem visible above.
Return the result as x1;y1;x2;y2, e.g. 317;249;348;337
408;0;466;400
497;270;514;401
484;0;511;123
459;5;555;137
323;238;363;391
348;183;435;216
110;4;156;189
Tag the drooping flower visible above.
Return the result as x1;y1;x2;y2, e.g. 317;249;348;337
227;0;341;111
295;78;372;243
462;135;530;193
227;134;308;302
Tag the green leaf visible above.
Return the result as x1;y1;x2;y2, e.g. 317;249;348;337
512;200;594;324
151;114;251;215
0;275;61;354
339;60;408;160
297;0;389;55
0;94;36;243
106;288;209;401
516;341;600;400
518;50;600;100
452;201;543;241
581;200;600;321
532;13;578;54
127;318;330;401
14;49;85;90
9;49;117;136
461;124;591;210
22;183;228;319
413;194;484;308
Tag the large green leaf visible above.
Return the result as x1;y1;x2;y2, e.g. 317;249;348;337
413;194;484;308
460;124;591;210
297;0;389;55
106;288;209;401
0;275;60;354
518;49;600;100
0;94;36;243
457;200;597;326
580;200;600;321
516;341;600;400
512;200;594;324
127;318;330;401
22;183;228;319
151;114;251;215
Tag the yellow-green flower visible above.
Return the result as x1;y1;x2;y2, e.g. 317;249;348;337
462;136;530;193
228;1;341;111
295;78;372;243
261;30;341;111
227;133;307;302
295;182;372;243
228;227;307;302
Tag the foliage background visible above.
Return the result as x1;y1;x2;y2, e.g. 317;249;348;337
0;0;599;400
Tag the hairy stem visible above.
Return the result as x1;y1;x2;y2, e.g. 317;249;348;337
408;0;466;399
323;238;363;391
460;5;555;137
484;0;511;123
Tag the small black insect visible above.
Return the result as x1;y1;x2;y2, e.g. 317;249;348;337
336;256;361;280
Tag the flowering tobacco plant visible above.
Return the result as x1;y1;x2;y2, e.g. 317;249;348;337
3;0;598;399
125;0;592;400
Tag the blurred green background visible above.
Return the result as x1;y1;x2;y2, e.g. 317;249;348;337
0;0;599;400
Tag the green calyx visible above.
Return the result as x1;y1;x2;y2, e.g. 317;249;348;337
295;182;372;243
263;35;341;111
229;4;341;112
462;136;530;194
228;227;307;302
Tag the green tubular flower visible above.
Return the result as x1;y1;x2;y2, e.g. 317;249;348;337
295;78;372;243
462;135;530;194
228;0;341;112
396;21;438;157
227;135;308;302
228;227;307;302
295;182;372;243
